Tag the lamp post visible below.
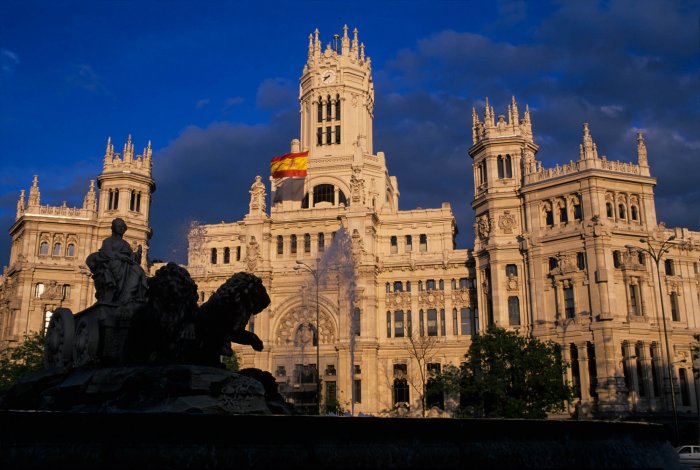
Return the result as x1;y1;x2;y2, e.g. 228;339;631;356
627;234;678;443
295;260;321;415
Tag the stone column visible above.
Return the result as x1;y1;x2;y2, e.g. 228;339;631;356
576;342;591;404
623;342;638;409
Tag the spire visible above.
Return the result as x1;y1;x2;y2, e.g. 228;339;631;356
511;96;519;127
123;134;134;161
308;33;314;62
104;135;114;167
360;42;365;61
16;189;25;219
637;132;648;167
580;123;597;160
28;175;40;207
352;27;359;59
483;97;494;128
83;179;97;212
472;107;481;144
314;28;320;58
521;104;532;139
341;24;350;55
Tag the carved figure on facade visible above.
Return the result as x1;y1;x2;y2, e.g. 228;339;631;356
506;276;518;291
476;214;490;240
498;211;517;234
246;236;260;272
86;218;147;309
350;167;365;204
249;175;266;214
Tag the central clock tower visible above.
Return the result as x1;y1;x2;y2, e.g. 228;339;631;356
299;25;375;159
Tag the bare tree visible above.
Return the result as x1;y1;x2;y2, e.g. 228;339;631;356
405;329;443;417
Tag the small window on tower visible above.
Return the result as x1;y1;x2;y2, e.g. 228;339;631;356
317;128;323;146
326;126;332;144
335;125;341;144
335;94;341;120
505;154;513;178
317;101;323;123
326;95;332;122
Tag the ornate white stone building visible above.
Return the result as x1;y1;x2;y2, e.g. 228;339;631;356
2;26;699;418
0;137;154;346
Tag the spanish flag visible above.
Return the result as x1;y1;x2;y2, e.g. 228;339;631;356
270;151;308;179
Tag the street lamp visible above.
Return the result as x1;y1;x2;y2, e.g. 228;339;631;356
627;234;678;443
295;259;321;415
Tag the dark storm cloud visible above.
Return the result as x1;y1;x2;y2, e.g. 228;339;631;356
374;0;699;237
149;111;297;263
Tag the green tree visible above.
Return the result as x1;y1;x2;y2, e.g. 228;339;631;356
0;332;45;393
439;327;572;418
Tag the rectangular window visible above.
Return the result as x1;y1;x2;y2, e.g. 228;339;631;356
452;309;458;335
427;309;438;336
325;380;336;407
426;279;436;291
353;308;361;336
564;286;575;319
440;309;446;336
577;252;586;270
460;308;471;335
508;296;521;325
326;126;332;144
665;259;674;276
546;209;554;227
353;379;362;404
390;236;398;254
671;292;680;321
394;310;405;338
318;233;325;252
419;234;427;252
573;203;583;221
317;127;323;146
506;264;517;277
277;236;284;255
405;235;412;252
459;278;469;289
386;311;392;338
419;310;425;336
559;206;568;223
290;235;297;254
335;125;341;144
629;284;639;316
236;246;241;261
407;311;412;337
304;234;311;253
393;281;403;292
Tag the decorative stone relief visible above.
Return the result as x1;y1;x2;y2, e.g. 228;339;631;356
418;291;445;308
506;276;518;291
275;307;335;346
246;237;261;272
498;211;517;234
476;214;490;240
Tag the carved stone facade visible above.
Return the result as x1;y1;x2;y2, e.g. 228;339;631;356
471;99;700;416
187;27;477;415
0;136;155;346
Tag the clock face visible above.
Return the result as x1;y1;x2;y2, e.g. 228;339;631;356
321;70;336;84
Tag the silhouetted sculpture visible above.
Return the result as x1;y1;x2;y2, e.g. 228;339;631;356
127;263;269;366
86;218;147;309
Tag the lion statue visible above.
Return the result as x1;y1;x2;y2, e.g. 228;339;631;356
127;263;270;367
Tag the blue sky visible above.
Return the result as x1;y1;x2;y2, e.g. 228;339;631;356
1;0;698;266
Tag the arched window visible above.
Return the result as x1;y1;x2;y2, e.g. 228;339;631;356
304;234;311;253
618;204;626;219
549;257;558;271
631;205;639;221
313;184;334;205
277;236;284;255
497;155;504;179
210;248;217;264
665;259;674;276
613;250;622;268
606;202;614;218
393;364;409;404
318;233;325;252
505;154;512;178
335;94;341;120
290;235;297;254
438;279;444;290
301;193;309;209
66;243;75;257
53;243;62;257
326;95;332;121
62;284;71;299
405;281;411;292
573;201;583;221
418;281;423;291
136;192;141;212
35;283;45;298
39;241;49;255
386;282;391;293
559;204;568;223
317;100;323;123
223;247;231;264
338;190;347;206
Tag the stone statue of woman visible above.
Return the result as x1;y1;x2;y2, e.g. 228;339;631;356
87;218;147;309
